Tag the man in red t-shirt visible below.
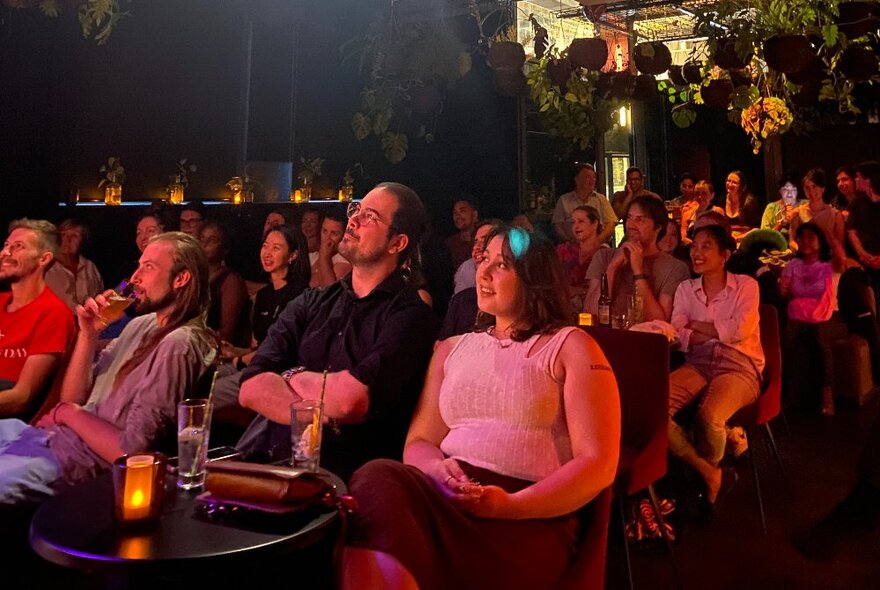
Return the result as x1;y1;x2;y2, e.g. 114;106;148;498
0;219;74;419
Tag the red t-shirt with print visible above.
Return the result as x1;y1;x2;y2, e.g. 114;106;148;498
0;287;74;383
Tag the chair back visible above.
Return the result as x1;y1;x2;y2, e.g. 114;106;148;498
733;304;781;426
583;326;670;495
554;486;613;590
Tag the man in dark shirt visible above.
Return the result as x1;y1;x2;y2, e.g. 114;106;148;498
238;183;438;480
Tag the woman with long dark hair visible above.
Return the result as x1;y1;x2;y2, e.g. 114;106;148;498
724;170;762;234
340;226;621;589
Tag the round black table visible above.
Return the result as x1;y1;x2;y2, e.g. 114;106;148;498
29;469;346;576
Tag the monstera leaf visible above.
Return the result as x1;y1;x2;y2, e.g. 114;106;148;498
381;132;408;165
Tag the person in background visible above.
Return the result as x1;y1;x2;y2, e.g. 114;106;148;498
833;166;859;212
780;223;844;416
724;170;762;234
681;180;723;244
553;163;617;244
452;219;500;295
45;219;103;314
669;172;697;207
340;226;620;590
761;175;808;234
237;183;438;481
611;166;662;219
556;205;605;309
0;220;74;420
310;211;352;288
0;232;215;505
668;224;763;506
214;224;311;412
791;168;846;269
200;221;249;346
178;202;206;238
847;161;880;317
301;207;323;265
586;196;690;321
511;213;534;233
263;210;289;235
135;213;166;254
445;197;480;271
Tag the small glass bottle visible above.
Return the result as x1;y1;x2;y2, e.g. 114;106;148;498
598;273;611;327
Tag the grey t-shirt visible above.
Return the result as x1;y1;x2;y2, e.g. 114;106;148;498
585;248;690;316
48;314;215;486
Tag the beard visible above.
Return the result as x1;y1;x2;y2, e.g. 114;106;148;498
133;288;177;315
337;234;385;267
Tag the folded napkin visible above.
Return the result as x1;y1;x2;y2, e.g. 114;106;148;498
628;320;679;343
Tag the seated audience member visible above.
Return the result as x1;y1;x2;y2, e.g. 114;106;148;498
668;224;764;505
724;170;762;234
310;211;352;288
792;168;846;269
0;232;215;504
453;219;500;295
178;202;206;238
214;225;311;412
511;213;535;233
553;163;617;244
762;175;807;234
135;213;166;253
301;207;323;265
556;205;606;309
0;220;75;419
237;183;439;480
445;197;480;271
833;165;859;212
263;209;288;235
669;172;697;206
341;226;621;590
780;223;844;416
586;196;690;321
847;161;880;310
200;222;249;347
681;180;723;243
45;219;103;314
611;166;663;219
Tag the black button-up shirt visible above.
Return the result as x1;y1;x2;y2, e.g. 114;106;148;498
239;269;438;480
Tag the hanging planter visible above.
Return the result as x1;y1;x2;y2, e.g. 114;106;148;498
609;72;635;100
632;75;658;101
763;35;815;73
567;38;609;71
714;37;753;70
493;69;527;97
740;96;793;154
837;45;879;81
836;2;880;39
667;66;687;86
411;85;441;113
633;42;672;75
487;41;526;70
682;62;704;84
702;79;735;109
546;58;575;89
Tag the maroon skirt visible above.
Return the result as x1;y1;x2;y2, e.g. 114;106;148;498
346;459;579;590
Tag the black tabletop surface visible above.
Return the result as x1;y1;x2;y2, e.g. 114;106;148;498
29;469;346;574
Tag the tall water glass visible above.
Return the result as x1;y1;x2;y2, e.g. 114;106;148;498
177;399;211;490
291;400;323;472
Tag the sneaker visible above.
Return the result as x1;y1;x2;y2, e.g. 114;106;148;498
726;426;749;459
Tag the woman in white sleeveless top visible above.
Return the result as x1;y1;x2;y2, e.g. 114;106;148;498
341;226;621;590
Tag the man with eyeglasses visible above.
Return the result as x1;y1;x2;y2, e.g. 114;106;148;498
610;166;663;219
584;196;689;322
178;203;206;238
237;182;439;481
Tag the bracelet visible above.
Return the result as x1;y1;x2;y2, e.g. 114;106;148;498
52;402;66;425
280;366;308;383
632;273;650;282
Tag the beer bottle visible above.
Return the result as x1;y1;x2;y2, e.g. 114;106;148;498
598;273;611;327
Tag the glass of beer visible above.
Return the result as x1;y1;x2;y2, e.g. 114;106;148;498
100;280;136;325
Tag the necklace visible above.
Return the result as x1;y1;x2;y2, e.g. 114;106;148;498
489;326;515;348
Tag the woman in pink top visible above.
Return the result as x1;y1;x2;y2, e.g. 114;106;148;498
341;226;621;590
556;205;605;308
669;224;764;507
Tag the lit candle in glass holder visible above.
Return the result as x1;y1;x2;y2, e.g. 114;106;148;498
113;453;165;526
291;189;304;204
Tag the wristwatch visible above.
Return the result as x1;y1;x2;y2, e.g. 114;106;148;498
281;366;308;383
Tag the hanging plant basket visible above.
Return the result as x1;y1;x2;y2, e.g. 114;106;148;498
487;41;526;71
567;38;609;71
682;62;704;85
633;42;672;75
837;45;880;81
667;66;687;86
411;85;441;113
546;58;575;89
763;35;815;74
609;72;635;100
701;79;734;109
714;37;753;70
493;69;527;97
632;75;658;101
836;2;880;39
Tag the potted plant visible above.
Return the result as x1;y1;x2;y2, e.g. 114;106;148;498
633;41;672;75
566;38;609;71
740;95;793;153
167;159;196;205
296;157;324;201
35;1;131;45
837;44;879;80
99;157;125;206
